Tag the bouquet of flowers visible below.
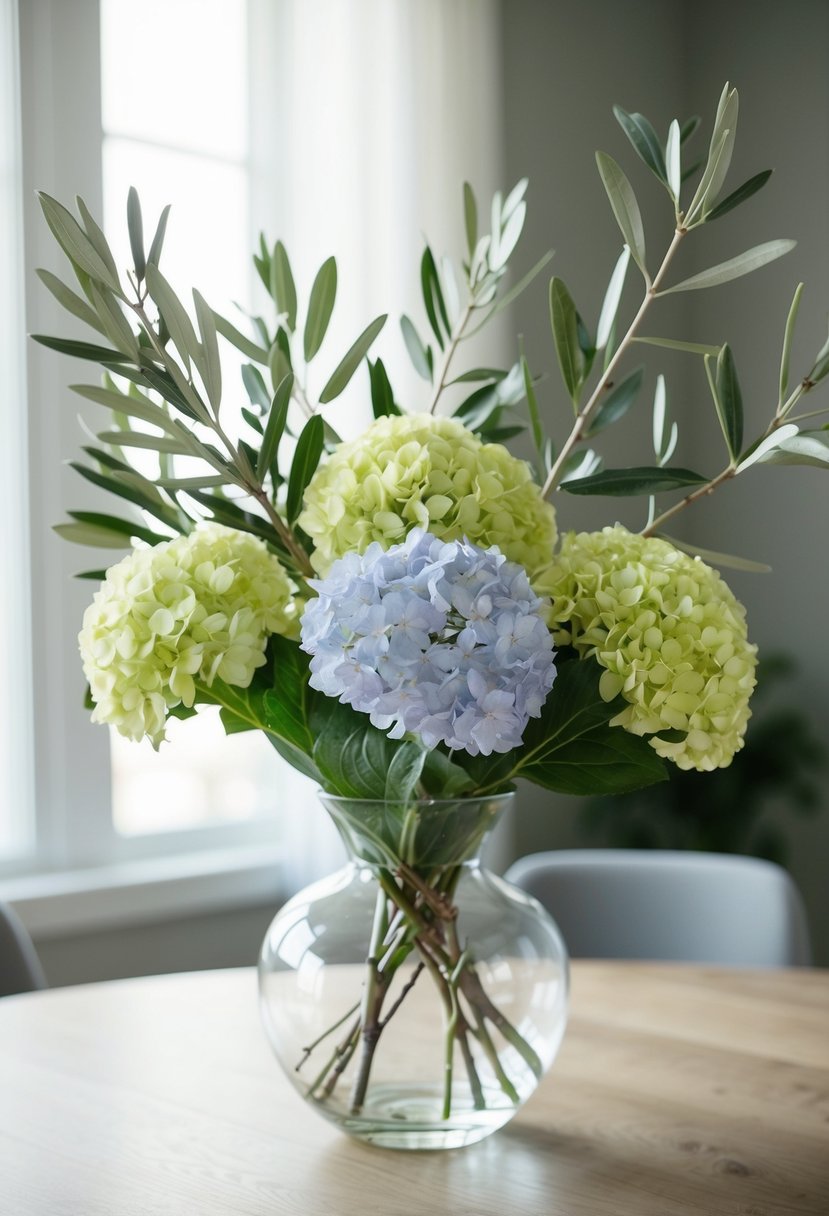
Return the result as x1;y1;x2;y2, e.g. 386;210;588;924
36;85;827;1143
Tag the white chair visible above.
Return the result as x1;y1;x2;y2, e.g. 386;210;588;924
504;849;812;966
0;901;47;997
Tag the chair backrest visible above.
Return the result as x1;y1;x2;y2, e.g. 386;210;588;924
504;849;812;967
0;901;47;997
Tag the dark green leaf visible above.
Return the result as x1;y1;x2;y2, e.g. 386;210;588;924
319;314;387;403
704;169;773;223
463;181;477;257
584;366;644;437
714;344;743;459
65;510;168;546
145;264;200;365
126;187;146;280
516;658;668;796
257;373;293;480
76;198;120;285
270;241;297;331
261;635;321;772
561;466;708;496
401;314;433;381
613;105;668;184
680;115;701;143
312;698;399;799
421;247;450;348
31;334;133;364
549;277;584;406
369;357;400;418
303;256;337;362
286;413;324;522
420;748;476;797
53;521;131;549
193;289;222;413
69;461;183;532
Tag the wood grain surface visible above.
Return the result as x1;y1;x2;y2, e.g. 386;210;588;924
0;962;827;1215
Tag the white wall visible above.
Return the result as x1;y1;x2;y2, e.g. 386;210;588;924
501;0;829;962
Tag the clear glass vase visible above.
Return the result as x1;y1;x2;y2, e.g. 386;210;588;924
258;792;568;1150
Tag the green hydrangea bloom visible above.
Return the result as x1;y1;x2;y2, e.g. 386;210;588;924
79;522;298;746
537;525;758;771
298;413;557;578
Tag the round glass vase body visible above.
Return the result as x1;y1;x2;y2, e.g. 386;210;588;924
258;793;568;1150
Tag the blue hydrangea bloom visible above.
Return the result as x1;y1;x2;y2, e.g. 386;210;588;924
300;530;556;756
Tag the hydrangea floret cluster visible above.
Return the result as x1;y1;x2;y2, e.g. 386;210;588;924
298;413;558;582
538;526;758;771
79;522;297;746
300;529;556;756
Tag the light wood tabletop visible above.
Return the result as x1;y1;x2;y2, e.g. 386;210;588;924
0;962;827;1215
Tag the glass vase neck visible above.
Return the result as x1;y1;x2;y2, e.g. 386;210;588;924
318;792;514;870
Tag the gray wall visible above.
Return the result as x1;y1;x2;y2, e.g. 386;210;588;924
502;0;829;962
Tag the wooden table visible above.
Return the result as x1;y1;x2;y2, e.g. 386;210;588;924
0;963;827;1215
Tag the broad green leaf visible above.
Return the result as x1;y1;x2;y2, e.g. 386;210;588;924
261;635;320;764
37;193;120;292
270;241;297;331
385;741;427;804
661;535;771;573
705;169;773;223
193;289;222;413
657;240;796;295
312;699;399;800
147;203;172;269
421;246;450;347
561;465;708;496
463;181;477;258
213;310;269;364
286;413;324;521
369;357;400;418
319;314;387;403
549;277;584;407
145;264;200;365
400;313;432;381
126;187;146;280
779;283;804;403
65;509;168;546
31;334;133;364
257;373;292;480
756;430;829;468
595;152;647;279
584;365;644;437
735;422;798;471
303;256;337;362
713;344;743;459
515;658;668;796
665;119;681;199
596;246;630;350
420;748;475;797
612;105;668;185
634;335;722;357
36;269;106;335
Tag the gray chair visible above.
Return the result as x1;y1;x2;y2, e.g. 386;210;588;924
0;901;47;996
504;849;812;967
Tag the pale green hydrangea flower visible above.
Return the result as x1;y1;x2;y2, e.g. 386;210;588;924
79;522;298;746
537;525;758;771
298;413;557;579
